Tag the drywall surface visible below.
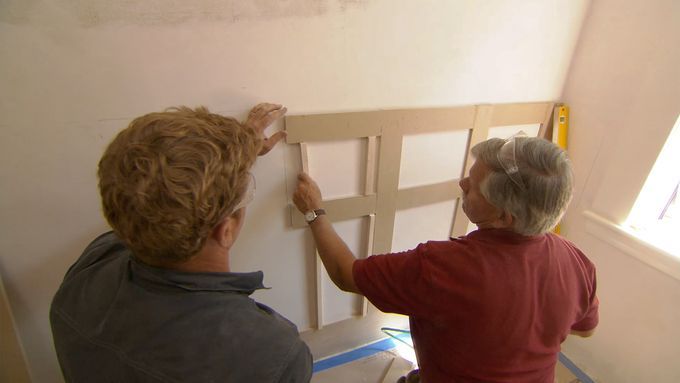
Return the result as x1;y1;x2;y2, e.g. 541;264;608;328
560;0;680;381
0;1;589;381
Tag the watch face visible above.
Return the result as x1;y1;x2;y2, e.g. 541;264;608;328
305;211;316;222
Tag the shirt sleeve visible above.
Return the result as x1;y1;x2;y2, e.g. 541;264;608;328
571;258;599;332
352;243;435;317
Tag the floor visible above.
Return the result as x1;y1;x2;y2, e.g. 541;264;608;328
311;337;594;383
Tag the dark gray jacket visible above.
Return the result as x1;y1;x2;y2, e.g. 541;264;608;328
51;232;312;383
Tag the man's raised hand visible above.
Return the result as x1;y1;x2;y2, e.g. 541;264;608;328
245;103;288;156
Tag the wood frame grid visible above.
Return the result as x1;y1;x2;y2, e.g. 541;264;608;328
286;102;554;329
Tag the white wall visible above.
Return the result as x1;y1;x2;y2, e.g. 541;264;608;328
560;0;680;382
0;1;590;381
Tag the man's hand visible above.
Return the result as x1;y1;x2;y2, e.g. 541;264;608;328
245;103;288;156
293;172;323;214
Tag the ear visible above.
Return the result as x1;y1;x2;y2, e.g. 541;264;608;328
498;210;514;229
211;216;239;248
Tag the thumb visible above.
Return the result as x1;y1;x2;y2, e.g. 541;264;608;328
268;130;287;145
259;131;287;155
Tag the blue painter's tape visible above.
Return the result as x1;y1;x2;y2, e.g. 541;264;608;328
313;338;397;373
558;352;595;383
313;338;594;383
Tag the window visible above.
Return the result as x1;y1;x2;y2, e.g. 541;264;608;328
625;114;680;257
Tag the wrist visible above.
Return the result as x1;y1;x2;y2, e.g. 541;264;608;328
304;208;326;224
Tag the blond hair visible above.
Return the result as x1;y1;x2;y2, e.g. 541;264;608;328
98;106;261;264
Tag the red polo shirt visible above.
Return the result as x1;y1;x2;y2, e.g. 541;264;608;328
353;229;598;383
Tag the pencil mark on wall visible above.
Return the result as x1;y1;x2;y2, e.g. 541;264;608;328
1;0;373;26
232;0;328;23
337;0;370;11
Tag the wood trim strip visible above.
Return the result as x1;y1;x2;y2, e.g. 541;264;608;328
286;113;382;143
291;195;378;228
286;106;476;144
371;129;403;255
538;103;556;139
489;102;553;127
396;180;462;210
299;142;324;329
361;213;376;317
361;136;378;317
451;105;492;237
391;106;476;135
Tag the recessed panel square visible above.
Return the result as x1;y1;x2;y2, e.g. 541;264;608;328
391;200;458;254
399;130;469;188
308;139;366;199
321;216;370;326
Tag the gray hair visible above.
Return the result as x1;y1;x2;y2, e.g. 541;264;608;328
470;137;573;235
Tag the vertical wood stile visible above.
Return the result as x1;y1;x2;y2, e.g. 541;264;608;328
538;102;556;140
450;105;493;238
300;143;324;329
361;136;378;316
372;129;404;255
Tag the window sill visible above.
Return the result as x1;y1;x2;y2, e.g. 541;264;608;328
582;210;680;282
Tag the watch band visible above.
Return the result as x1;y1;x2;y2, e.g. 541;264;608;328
305;208;326;224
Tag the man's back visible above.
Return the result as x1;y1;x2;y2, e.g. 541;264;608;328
51;232;312;383
353;228;599;383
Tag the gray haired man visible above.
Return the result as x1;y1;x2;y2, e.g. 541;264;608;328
293;136;599;383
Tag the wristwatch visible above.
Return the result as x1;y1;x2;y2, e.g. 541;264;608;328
304;209;326;224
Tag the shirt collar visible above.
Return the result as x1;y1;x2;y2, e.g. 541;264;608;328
129;256;269;294
467;228;544;243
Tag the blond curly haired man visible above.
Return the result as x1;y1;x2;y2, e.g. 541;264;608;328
51;104;312;383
